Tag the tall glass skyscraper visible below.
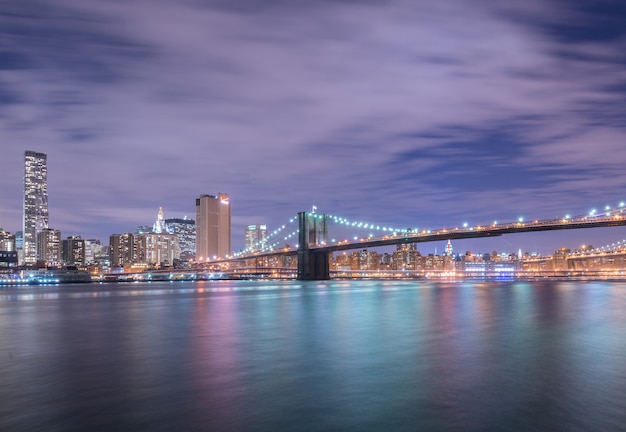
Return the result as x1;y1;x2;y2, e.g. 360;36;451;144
23;151;49;264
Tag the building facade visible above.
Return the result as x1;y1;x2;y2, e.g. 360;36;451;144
0;228;16;252
37;228;61;266
84;238;105;265
134;233;179;267
23;151;49;264
109;233;135;267
244;224;268;252
195;193;231;260
0;228;17;268
165;217;196;261
62;236;86;266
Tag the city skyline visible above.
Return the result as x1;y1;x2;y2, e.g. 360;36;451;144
1;1;626;254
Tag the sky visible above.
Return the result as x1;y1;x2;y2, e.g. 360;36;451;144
1;0;626;255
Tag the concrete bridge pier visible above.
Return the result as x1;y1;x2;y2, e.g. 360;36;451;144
297;211;330;280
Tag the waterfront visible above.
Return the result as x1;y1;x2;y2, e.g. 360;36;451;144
1;280;625;431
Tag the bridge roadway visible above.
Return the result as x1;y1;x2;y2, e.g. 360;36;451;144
203;212;626;279
226;212;626;261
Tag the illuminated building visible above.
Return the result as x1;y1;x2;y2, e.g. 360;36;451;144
244;224;267;252
0;228;16;251
84;239;105;265
0;228;17;268
134;233;179;267
62;236;86;266
392;243;419;270
153;207;166;233
23;150;48;264
37;228;61;266
165;217;196;261
109;233;134;267
195;193;231;260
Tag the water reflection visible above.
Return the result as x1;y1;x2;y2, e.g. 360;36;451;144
1;280;625;431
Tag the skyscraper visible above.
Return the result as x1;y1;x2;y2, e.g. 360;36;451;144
23;151;49;264
165;217;196;261
244;224;268;252
195;193;231;260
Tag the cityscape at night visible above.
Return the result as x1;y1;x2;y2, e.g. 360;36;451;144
4;148;626;281
2;1;626;431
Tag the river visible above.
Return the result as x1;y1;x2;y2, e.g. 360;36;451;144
1;279;625;431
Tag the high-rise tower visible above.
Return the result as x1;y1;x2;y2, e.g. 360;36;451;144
244;224;268;252
195;193;231;260
23;151;49;264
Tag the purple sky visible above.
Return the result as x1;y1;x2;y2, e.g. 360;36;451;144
1;0;626;254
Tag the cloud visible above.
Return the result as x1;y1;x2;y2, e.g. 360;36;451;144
0;0;625;254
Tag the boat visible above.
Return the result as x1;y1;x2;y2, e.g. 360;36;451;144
22;267;92;284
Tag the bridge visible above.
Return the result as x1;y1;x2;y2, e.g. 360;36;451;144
204;205;626;280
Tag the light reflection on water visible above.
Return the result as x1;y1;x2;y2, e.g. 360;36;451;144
1;280;625;431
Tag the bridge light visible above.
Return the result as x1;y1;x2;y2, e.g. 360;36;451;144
463;223;468;228
518;217;524;223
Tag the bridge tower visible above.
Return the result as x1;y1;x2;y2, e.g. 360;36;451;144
297;211;330;280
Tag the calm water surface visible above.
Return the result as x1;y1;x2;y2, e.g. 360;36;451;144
1;279;626;431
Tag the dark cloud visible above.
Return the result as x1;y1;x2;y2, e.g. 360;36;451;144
543;0;626;43
0;0;155;87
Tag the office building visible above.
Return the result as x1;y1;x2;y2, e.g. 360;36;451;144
84;239;104;264
0;228;17;267
23;150;49;264
134;233;179;267
62;236;86;266
109;233;135;267
0;228;16;251
244;224;268;252
195;193;231;260
37;228;61;266
165;217;196;261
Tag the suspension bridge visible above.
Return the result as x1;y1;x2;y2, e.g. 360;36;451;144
201;203;626;280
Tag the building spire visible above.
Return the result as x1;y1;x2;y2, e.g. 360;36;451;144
153;207;166;233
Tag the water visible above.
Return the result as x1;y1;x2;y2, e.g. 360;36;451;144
1;280;625;431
